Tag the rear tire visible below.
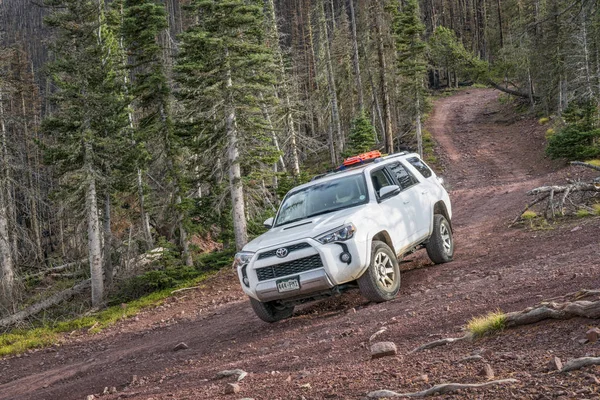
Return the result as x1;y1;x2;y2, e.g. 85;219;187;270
249;297;294;323
426;214;454;264
357;241;401;302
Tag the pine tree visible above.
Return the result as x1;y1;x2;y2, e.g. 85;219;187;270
177;0;279;251
344;110;376;157
393;0;428;156
42;0;129;307
121;0;193;265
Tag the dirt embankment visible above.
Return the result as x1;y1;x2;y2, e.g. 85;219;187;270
1;89;599;400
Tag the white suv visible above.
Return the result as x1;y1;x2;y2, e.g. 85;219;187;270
233;152;453;322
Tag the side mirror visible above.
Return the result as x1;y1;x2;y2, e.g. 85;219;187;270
379;185;400;199
263;217;274;228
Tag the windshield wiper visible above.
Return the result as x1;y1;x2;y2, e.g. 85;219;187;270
306;207;346;218
274;217;307;227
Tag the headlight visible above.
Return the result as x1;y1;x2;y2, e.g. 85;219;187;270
315;224;356;244
232;251;254;270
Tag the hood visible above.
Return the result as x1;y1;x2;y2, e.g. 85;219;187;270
244;207;361;252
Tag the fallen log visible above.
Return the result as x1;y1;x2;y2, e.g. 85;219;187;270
504;299;600;328
526;182;600;196
25;260;86;279
366;379;519;398
0;279;91;330
570;161;600;172
409;333;472;353
487;79;539;100
560;357;600;373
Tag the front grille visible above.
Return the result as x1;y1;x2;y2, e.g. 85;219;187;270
257;242;311;260
255;254;323;281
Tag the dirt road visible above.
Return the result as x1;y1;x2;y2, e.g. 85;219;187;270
2;89;600;400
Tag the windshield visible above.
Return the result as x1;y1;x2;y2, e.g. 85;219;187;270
274;174;369;227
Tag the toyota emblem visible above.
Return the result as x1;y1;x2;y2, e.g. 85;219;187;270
275;247;289;258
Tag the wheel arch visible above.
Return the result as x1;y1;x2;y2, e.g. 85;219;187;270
371;230;395;255
433;200;452;231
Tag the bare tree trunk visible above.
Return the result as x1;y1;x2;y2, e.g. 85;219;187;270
416;97;424;158
348;0;364;112
374;6;393;153
320;0;343;163
259;92;287;175
225;48;248;251
266;0;301;175
0;182;14;313
177;195;193;266
85;142;103;308
496;0;504;48
103;193;113;288
137;169;153;249
20;91;43;262
0;92;15;313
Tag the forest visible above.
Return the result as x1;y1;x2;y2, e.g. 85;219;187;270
0;0;599;323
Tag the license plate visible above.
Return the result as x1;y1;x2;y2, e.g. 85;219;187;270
276;276;300;293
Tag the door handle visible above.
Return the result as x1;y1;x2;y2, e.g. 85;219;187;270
403;200;410;204
421;191;428;194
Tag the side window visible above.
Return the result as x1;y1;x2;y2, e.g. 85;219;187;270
407;157;433;178
388;162;418;190
371;169;393;197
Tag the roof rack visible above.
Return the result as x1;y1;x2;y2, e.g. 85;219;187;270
309;150;409;182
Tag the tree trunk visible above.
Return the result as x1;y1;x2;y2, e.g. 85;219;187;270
496;0;504;48
103;193;113;289
320;0;343;163
85;142;103;308
177;194;193;267
374;7;393;153
0;92;15;313
266;0;300;175
416;97;424;157
138;169;154;249
0;184;14;313
20;90;43;262
225;48;248;251
348;0;364;111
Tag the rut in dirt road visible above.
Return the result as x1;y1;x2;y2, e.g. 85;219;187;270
1;89;599;400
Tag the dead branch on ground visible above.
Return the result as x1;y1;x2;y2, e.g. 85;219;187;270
512;178;600;224
504;291;600;328
409;333;472;353
0;279;91;330
366;379;519;398
560;357;600;372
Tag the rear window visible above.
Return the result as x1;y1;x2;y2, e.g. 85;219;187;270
407;157;433;178
388;162;418;190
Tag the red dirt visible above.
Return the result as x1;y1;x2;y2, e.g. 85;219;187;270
2;89;600;400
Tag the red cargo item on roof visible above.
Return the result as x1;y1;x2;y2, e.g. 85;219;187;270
342;150;382;167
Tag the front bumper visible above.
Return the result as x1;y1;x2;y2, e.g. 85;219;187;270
254;269;334;302
237;237;369;302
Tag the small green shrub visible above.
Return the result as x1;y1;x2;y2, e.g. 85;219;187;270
576;209;591;218
546;125;600;160
521;210;537;219
593;204;600;216
467;311;506;337
545;128;555;138
538;117;550;125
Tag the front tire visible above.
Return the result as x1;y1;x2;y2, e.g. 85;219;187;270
357;241;401;302
426;214;454;264
249;297;294;323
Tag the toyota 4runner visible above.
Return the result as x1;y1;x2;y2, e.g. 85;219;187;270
233;151;453;322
